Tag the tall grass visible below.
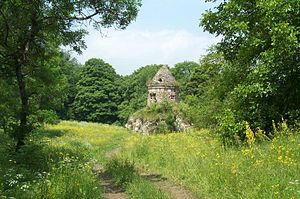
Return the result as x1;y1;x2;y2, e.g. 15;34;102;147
105;158;169;199
120;130;300;199
0;122;103;199
1;121;299;198
1;121;168;199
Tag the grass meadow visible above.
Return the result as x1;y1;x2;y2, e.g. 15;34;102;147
120;130;300;198
1;121;299;198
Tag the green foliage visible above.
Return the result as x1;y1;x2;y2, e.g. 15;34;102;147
122;127;300;199
170;61;200;100
186;47;226;97
187;95;223;129
183;48;226;129
118;65;161;124
73;58;121;124
56;52;82;120
200;0;300;143
0;78;19;134
0;48;69;138
0;0;141;145
0;127;101;199
218;109;245;147
28;110;59;129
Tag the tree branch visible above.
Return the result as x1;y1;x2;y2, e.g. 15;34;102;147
72;10;100;20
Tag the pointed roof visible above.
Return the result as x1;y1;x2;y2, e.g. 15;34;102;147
149;65;177;86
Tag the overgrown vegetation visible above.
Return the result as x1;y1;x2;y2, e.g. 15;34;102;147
0;122;171;198
130;101;192;133
0;124;101;198
2;0;299;146
106;158;169;199
2;121;298;198
199;0;300;143
120;124;300;199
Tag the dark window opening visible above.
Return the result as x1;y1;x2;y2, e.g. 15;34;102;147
158;78;163;82
150;93;157;101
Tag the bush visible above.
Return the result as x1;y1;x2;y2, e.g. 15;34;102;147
217;109;245;146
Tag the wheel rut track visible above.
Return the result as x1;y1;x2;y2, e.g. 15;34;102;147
93;163;129;199
94;147;198;199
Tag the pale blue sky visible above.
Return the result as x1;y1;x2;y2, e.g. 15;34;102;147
129;0;212;33
75;0;220;75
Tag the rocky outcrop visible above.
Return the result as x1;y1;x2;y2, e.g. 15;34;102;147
175;115;192;132
125;114;192;135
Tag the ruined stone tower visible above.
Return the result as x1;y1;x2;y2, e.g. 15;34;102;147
147;65;179;106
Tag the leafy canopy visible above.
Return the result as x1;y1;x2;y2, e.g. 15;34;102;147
0;0;141;145
201;0;300;143
73;58;121;124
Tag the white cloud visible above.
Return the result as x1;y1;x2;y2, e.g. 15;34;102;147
74;29;219;75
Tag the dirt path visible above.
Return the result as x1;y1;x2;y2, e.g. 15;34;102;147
93;164;129;199
140;172;197;199
97;147;198;199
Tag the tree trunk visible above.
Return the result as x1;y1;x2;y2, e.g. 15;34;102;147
15;62;29;149
14;6;38;150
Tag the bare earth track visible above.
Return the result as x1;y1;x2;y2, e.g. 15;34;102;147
93;163;129;199
141;172;197;199
93;148;198;199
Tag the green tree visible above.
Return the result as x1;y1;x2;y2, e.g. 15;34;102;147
56;52;81;120
73;58;121;124
0;48;68;137
184;48;227;129
201;0;300;133
171;61;200;100
0;0;141;147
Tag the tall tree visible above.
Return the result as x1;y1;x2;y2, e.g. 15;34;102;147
0;0;141;147
183;48;227;129
73;58;121;124
171;61;200;100
56;52;81;120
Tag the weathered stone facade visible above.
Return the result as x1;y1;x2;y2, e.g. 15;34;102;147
125;65;192;134
147;66;179;106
